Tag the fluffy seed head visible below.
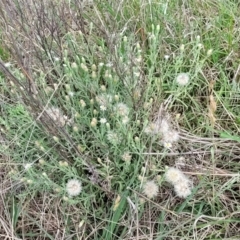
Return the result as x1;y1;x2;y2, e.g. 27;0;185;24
45;107;69;127
114;103;129;116
66;179;82;197
142;180;158;199
165;167;188;185
144;122;158;135
176;73;189;86
162;130;179;143
96;94;113;107
145;118;170;136
174;180;192;198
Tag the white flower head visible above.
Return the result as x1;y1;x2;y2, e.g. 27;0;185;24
66;179;82;197
114;103;129;117
164;55;170;60
142;180;158;199
176;73;189;86
163;141;172;149
100;118;107;124
174;180;192;198
24;163;32;170
100;105;107;111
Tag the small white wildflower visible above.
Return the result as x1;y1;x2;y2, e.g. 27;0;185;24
100;105;107;111
99;62;104;67
100;118;107;124
164;55;170;60
24;163;32;170
114;103;129;117
197;43;203;49
174;180;192;198
66;179;82;197
142;180;158;199
176;73;189;86
163;141;172;149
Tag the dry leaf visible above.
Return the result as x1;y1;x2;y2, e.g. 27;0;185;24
208;80;215;92
113;195;121;211
209;94;217;112
208;109;216;125
208;80;217;126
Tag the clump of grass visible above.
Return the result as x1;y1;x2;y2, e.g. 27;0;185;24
0;0;240;239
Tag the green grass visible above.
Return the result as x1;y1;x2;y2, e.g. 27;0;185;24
0;0;240;239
